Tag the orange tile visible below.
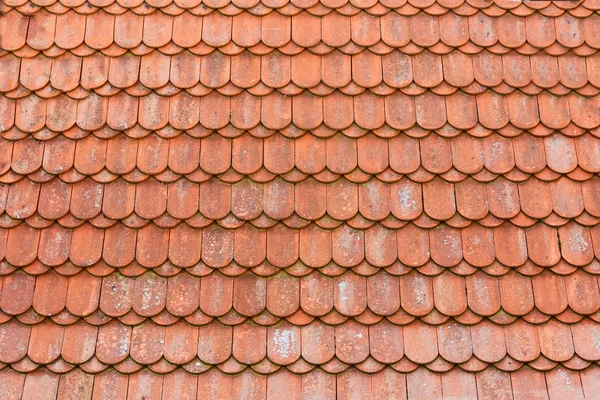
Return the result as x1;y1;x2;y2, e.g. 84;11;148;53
197;369;232;399
406;367;442;400
266;272;299;317
413;51;443;88
162;369;197;400
3;1;600;397
61;321;98;365
198;321;232;364
202;224;234;267
471;320;506;363
22;369;59;400
266;223;298;267
28;319;64;364
0;369;25;400
332;224;365;267
300;272;334;317
127;370;163;400
546;368;585;400
441;368;477;400
404;319;438;364
0;319;31;363
476;368;513;400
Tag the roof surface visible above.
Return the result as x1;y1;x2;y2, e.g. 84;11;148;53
1;0;600;398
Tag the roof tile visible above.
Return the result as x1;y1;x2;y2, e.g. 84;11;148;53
546;367;585;400
4;0;600;396
22;370;59;400
476;368;513;400
406;357;442;397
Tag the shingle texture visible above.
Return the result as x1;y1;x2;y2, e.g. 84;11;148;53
1;0;600;398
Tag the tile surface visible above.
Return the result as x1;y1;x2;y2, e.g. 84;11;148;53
1;0;600;398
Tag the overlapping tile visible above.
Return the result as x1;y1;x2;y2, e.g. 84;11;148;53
2;269;600;324
1;0;600;398
2;316;600;374
0;366;598;400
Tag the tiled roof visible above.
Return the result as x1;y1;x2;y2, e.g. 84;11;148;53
1;0;600;398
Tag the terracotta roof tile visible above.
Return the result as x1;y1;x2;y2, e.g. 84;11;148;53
3;0;600;397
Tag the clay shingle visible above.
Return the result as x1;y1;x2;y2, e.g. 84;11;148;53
2;0;600;398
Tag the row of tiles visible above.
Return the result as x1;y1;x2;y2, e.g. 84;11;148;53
3;118;594;144
6;50;600;96
3;174;600;223
5;91;600;134
7;0;583;19
2;220;600;268
3;10;600;56
1;317;600;368
4;206;599;238
1;268;599;324
5;0;600;11
3;366;599;400
3;0;599;15
4;132;600;179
